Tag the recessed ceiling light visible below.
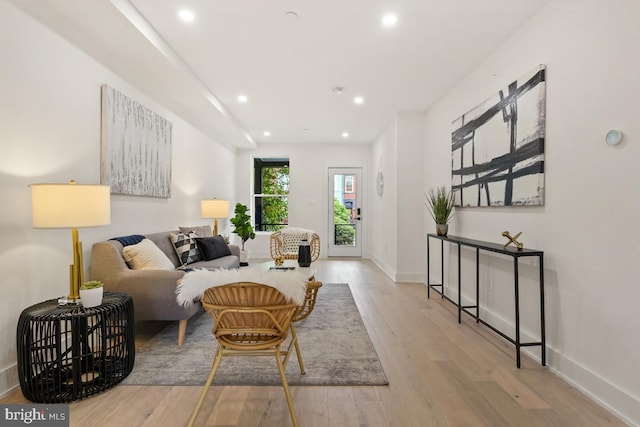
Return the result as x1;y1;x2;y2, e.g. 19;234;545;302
354;96;364;105
178;9;195;23
382;13;398;28
237;94;248;103
342;132;349;138
263;130;271;136
285;11;298;19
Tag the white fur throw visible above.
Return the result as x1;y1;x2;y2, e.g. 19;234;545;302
176;268;309;307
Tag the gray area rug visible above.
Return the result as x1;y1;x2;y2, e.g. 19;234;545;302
123;283;388;386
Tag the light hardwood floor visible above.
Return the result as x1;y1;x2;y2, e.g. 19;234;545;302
2;259;626;426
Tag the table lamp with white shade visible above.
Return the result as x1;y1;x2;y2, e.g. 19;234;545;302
31;180;111;304
200;199;229;236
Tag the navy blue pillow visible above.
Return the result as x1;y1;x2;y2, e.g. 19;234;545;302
194;236;232;261
110;234;145;247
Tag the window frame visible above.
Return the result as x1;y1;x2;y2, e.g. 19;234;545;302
253;157;290;232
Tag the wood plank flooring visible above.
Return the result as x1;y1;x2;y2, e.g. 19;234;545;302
1;259;626;426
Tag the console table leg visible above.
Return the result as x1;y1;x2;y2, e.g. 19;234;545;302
514;258;521;368
475;248;480;323
457;243;462;324
540;255;546;366
440;240;444;299
427;236;431;298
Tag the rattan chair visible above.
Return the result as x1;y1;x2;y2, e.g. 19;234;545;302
188;283;300;427
285;279;323;375
270;228;321;262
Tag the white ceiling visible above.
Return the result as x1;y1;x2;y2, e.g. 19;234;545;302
9;0;552;148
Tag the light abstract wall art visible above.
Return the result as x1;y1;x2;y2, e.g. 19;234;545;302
101;84;172;198
451;65;546;207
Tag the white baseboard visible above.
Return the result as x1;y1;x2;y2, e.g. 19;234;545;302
370;255;397;282
437;285;639;427
396;272;426;283
0;363;18;398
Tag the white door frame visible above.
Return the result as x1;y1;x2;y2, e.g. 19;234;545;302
327;167;363;257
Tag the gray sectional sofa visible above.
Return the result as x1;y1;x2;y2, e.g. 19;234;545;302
90;230;240;345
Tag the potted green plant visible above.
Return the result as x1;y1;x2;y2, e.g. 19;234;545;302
229;202;256;265
80;280;103;308
425;186;456;236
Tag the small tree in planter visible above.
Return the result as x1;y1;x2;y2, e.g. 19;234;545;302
230;203;256;265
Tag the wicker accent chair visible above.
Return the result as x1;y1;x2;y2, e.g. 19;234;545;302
287;279;322;375
188;282;300;427
270;228;321;262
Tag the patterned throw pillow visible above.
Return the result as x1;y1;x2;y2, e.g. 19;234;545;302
178;225;212;238
170;232;201;266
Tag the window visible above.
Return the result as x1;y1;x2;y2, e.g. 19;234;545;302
253;158;289;231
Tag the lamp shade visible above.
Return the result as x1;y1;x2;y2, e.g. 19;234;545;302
201;199;229;219
31;183;111;228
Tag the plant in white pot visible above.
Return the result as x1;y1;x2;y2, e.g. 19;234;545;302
425;186;456;236
229;202;256;266
80;280;104;308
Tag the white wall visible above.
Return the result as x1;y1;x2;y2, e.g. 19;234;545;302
0;1;235;395
423;0;640;424
235;143;371;259
370;113;426;283
370;122;398;277
396;113;426;282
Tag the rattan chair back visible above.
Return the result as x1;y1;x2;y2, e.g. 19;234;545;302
270;229;321;262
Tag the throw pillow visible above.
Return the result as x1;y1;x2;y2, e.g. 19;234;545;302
122;238;175;271
179;225;212;238
169;232;201;266
194;236;232;261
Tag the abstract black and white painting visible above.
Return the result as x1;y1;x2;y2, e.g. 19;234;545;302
101;84;172;198
451;65;546;207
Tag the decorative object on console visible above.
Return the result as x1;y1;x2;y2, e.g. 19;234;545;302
100;84;172;198
425;186;455;236
229;203;256;266
452;65;546;207
200;198;230;236
79;280;104;308
502;231;524;250
30;181;111;305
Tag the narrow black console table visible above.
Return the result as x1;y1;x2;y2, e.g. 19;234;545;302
17;292;135;402
426;234;545;368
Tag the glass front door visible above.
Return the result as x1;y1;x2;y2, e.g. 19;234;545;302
328;167;362;257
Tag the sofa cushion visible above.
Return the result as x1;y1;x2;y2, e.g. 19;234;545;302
179;225;212;238
122;238;175;271
194;236;232;261
170;232;201;266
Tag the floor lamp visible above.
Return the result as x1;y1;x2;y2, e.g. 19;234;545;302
31;181;111;304
201;199;229;236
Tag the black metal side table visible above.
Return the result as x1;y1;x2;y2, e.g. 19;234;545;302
17;292;135;403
